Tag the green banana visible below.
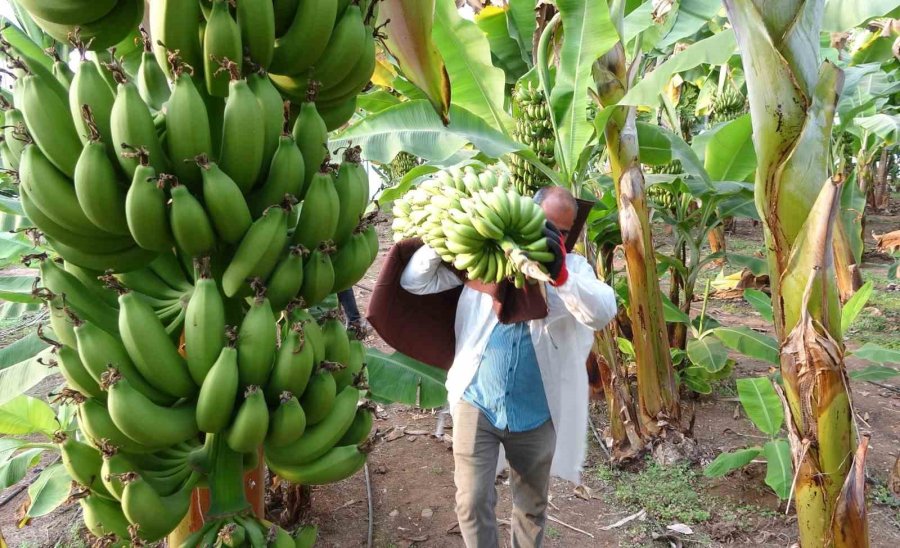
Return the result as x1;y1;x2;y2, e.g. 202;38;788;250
165;67;212;190
115;267;184;302
100;445;136;501
330;231;370;294
56;431;113;498
150;0;203;80
62;262;119;309
333;338;365;391
316;29;376;106
73;110;130;236
196;344;239;433
298;244;334;307
218;75;265;193
110;75;169;178
249;133;305;217
118;290;196;398
265;322;315;401
222;205;289;297
269;0;338;76
293;168;340;249
184;264;225;385
331;151;367;246
362;225;379;263
169;178;217;258
338;404;374;446
237;290;276;386
322;316;350;365
148;252;194;292
19;73;81;177
125;164;175;252
268;72;310;101
30;0;144;50
46;237;157;274
273;0;300;36
78;397;154;454
121;472;193;541
16;0;117;25
107;373;198;448
2;108;27;163
136;34;171;111
38;257;119;334
266;246;306;312
287;307;325;363
203;0;242;97
310;6;366;90
237;0;275;69
79;494;131;541
57;344;105;401
226;385;269;453
267;392;306;448
268;443;367;486
294;524;318;548
292;94;329;192
317;95;357;132
69;58;116;158
267;385;358;465
299;367;338;425
247;73;285;181
197;155;252;243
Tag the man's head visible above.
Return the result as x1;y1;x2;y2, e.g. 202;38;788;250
533;186;577;239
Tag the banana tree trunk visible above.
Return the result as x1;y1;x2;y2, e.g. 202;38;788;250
594;43;680;436
707;226;726;264
724;1;867;546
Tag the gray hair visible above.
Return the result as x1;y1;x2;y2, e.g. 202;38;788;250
533;186;577;213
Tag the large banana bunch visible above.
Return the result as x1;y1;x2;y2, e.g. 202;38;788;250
711;84;747;123
389;151;420;181
509;82;555;196
392;167;552;287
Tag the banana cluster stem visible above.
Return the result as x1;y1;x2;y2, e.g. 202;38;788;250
507;247;552;283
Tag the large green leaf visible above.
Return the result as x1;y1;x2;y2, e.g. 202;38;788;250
377;0;450;120
623;1;655;44
655;0;723;51
507;0;537;66
736;377;784;436
854;114;900;144
762;439;792;500
636;122;711;185
475;5;529;83
366;348;448;409
0;347;55;406
0;395;59;436
851;343;900;365
332;100;525;164
704;447;762;477
840;281;873;335
26;463;71;518
703;115;756;182
849;365;899;382
713;326;779;365
0;448;43;489
357;90;403;114
0;195;24;216
433;0;512;133
0;334;47;371
743;288;773;322
620;30;737;106
550;0;619;176
376;164;440;206
687;337;729;373
822;0;900;32
0;275;39;304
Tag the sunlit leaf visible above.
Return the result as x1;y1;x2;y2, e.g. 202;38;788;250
0;334;47;371
743;288;773;322
0;395;58;436
703;114;756;182
822;0;900;32
475;5;528;83
365;348;448;409
713;326;779;365
655;0;723;51
840;281;873;336
851;343;900;365
736;377;784;436
704;447;762;477
506;0;537;66
0;347;55;406
0;448;42;489
763;439;792;500
854;114;900;145
26;463;71;518
687;337;729;373
357;90;402;114
375;165;441;206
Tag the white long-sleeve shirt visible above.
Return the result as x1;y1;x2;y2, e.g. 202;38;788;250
400;245;617;483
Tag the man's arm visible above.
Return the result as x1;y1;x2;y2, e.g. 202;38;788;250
553;255;617;330
400;245;464;295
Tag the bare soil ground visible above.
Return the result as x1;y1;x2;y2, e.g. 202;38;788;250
1;203;898;547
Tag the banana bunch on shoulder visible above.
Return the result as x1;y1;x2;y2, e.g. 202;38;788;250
392;166;552;287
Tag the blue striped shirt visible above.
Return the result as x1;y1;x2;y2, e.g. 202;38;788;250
462;321;551;432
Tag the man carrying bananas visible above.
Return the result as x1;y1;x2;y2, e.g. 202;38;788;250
400;186;617;547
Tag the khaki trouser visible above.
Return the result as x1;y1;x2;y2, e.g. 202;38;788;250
452;401;556;548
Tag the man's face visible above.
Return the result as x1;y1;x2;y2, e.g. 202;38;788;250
539;196;576;240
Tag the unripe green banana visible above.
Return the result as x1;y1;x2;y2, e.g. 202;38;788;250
268;524;296;548
2;108;27;162
203;0;242;98
218;76;265;193
269;0;338;76
249;133;305;217
169;179;217;258
222;205;289;297
196;344;240;433
150;0;203;81
165;69;212;190
115;266;184;302
266;322;315;401
118;290;196;398
100;445;137;501
338;404;374;446
322;317;350;365
38;257;119;335
107;373;198;448
299;367;338;426
292;99;329;192
124;163;174;252
317;95;357;132
16;0;116;25
362;225;379;263
237;0;275;69
45;236;157;274
298;244;335;308
197;155;252;243
248;73;287;181
226;385;269;453
293;168;340;249
78;398;153;454
30;0;144;50
294;524;319;548
267;392;306;448
19;73;82;177
68;59;116;158
61;261;120;309
332;153;367;247
316;29;376;106
56;431;113;498
121;472;193;541
286;307;326;363
110;76;169;178
333;338;365;391
266;246;306;312
57;345;105;401
136;37;171;111
266;385;358;465
268;443;367;486
184;265;225;385
310;6;366;90
79;494;131;541
237;290;276;386
273;0;299;36
330;231;370;294
148;252;194;292
73;112;130;236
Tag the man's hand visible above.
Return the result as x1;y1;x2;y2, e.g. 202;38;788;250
542;222;568;286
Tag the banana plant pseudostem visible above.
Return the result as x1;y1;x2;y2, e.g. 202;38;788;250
724;0;868;545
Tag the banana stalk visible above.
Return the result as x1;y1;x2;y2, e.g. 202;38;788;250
592;42;681;436
724;1;867;545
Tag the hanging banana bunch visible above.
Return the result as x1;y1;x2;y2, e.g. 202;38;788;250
509;82;556;196
3;0;383;544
